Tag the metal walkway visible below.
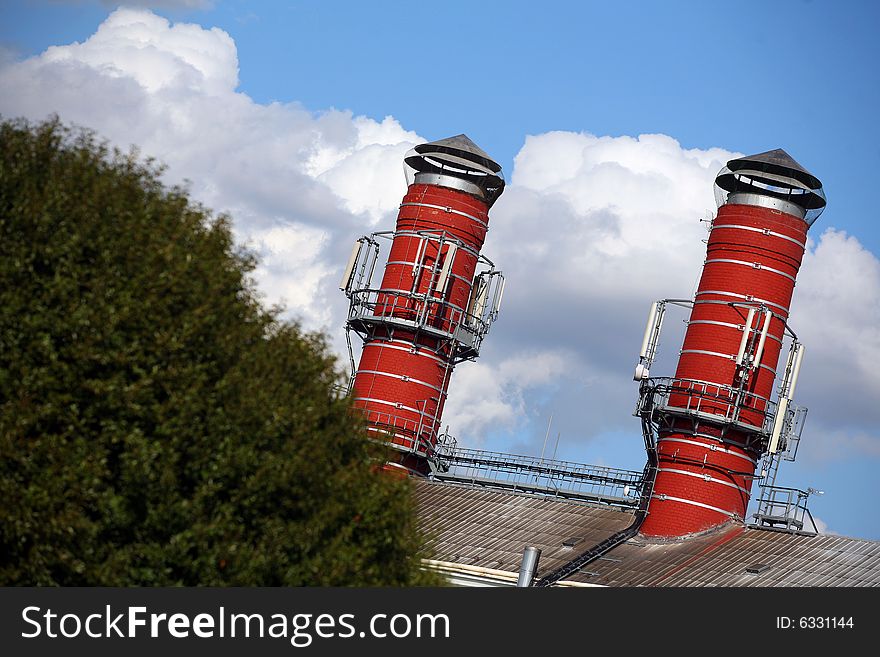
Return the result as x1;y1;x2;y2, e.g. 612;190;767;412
431;446;643;509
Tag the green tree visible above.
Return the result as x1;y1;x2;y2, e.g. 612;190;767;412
0;117;438;585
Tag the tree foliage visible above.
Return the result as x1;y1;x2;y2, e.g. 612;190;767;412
0;117;438;585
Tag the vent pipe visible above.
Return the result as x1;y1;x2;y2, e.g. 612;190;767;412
517;547;542;587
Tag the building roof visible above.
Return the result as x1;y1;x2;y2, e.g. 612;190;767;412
414;479;880;587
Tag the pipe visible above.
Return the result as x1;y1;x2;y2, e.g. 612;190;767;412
421;560;602;587
517;546;542;587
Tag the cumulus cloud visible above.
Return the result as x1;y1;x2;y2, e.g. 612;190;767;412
810;515;843;536
2;8;879;467
0;7;420;335
793;229;880;430
442;350;572;442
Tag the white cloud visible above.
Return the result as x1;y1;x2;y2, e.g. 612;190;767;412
0;7;421;334
40;7;237;94
794;229;880;405
245;223;334;327
443;350;572;442
315;116;421;223
810;515;843;536
2;8;879;466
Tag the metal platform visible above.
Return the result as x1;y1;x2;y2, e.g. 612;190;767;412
751;485;820;535
636;376;776;434
346;287;484;359
341;229;505;368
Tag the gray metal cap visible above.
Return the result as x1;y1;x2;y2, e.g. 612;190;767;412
715;148;826;215
415;134;502;174
715;148;825;210
404;134;505;207
727;149;822;191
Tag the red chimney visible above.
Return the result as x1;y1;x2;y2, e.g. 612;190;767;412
341;135;505;475
636;149;826;537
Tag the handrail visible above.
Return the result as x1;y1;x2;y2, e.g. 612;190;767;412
752;485;819;535
348;287;487;337
637;376;779;434
356;406;438;456
431;444;643;509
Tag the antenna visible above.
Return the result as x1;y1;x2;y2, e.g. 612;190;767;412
540;414;553;462
494;276;505;314
412;237;426;279
434;243;457;293
634;300;666;380
788;344;805;398
767;396;789;454
551;431;562;461
768;340;805;455
339;241;361;292
467;275;489;324
735;307;756;367
639;302;659;359
752;310;772;370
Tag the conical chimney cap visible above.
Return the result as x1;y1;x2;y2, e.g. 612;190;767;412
726;148;822;191
715;147;826;217
405;133;505;206
413;134;502;174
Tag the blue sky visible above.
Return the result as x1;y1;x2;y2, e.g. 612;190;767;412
6;1;879;250
2;0;879;540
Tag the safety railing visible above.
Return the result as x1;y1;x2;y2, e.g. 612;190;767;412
636;376;777;434
347;287;487;356
355;406;439;457
752;485;819;535
430;443;643;508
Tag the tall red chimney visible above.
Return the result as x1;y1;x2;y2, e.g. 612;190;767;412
635;149;826;537
341;135;505;475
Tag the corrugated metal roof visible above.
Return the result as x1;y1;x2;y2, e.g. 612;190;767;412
414;479;880;587
415;480;633;575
